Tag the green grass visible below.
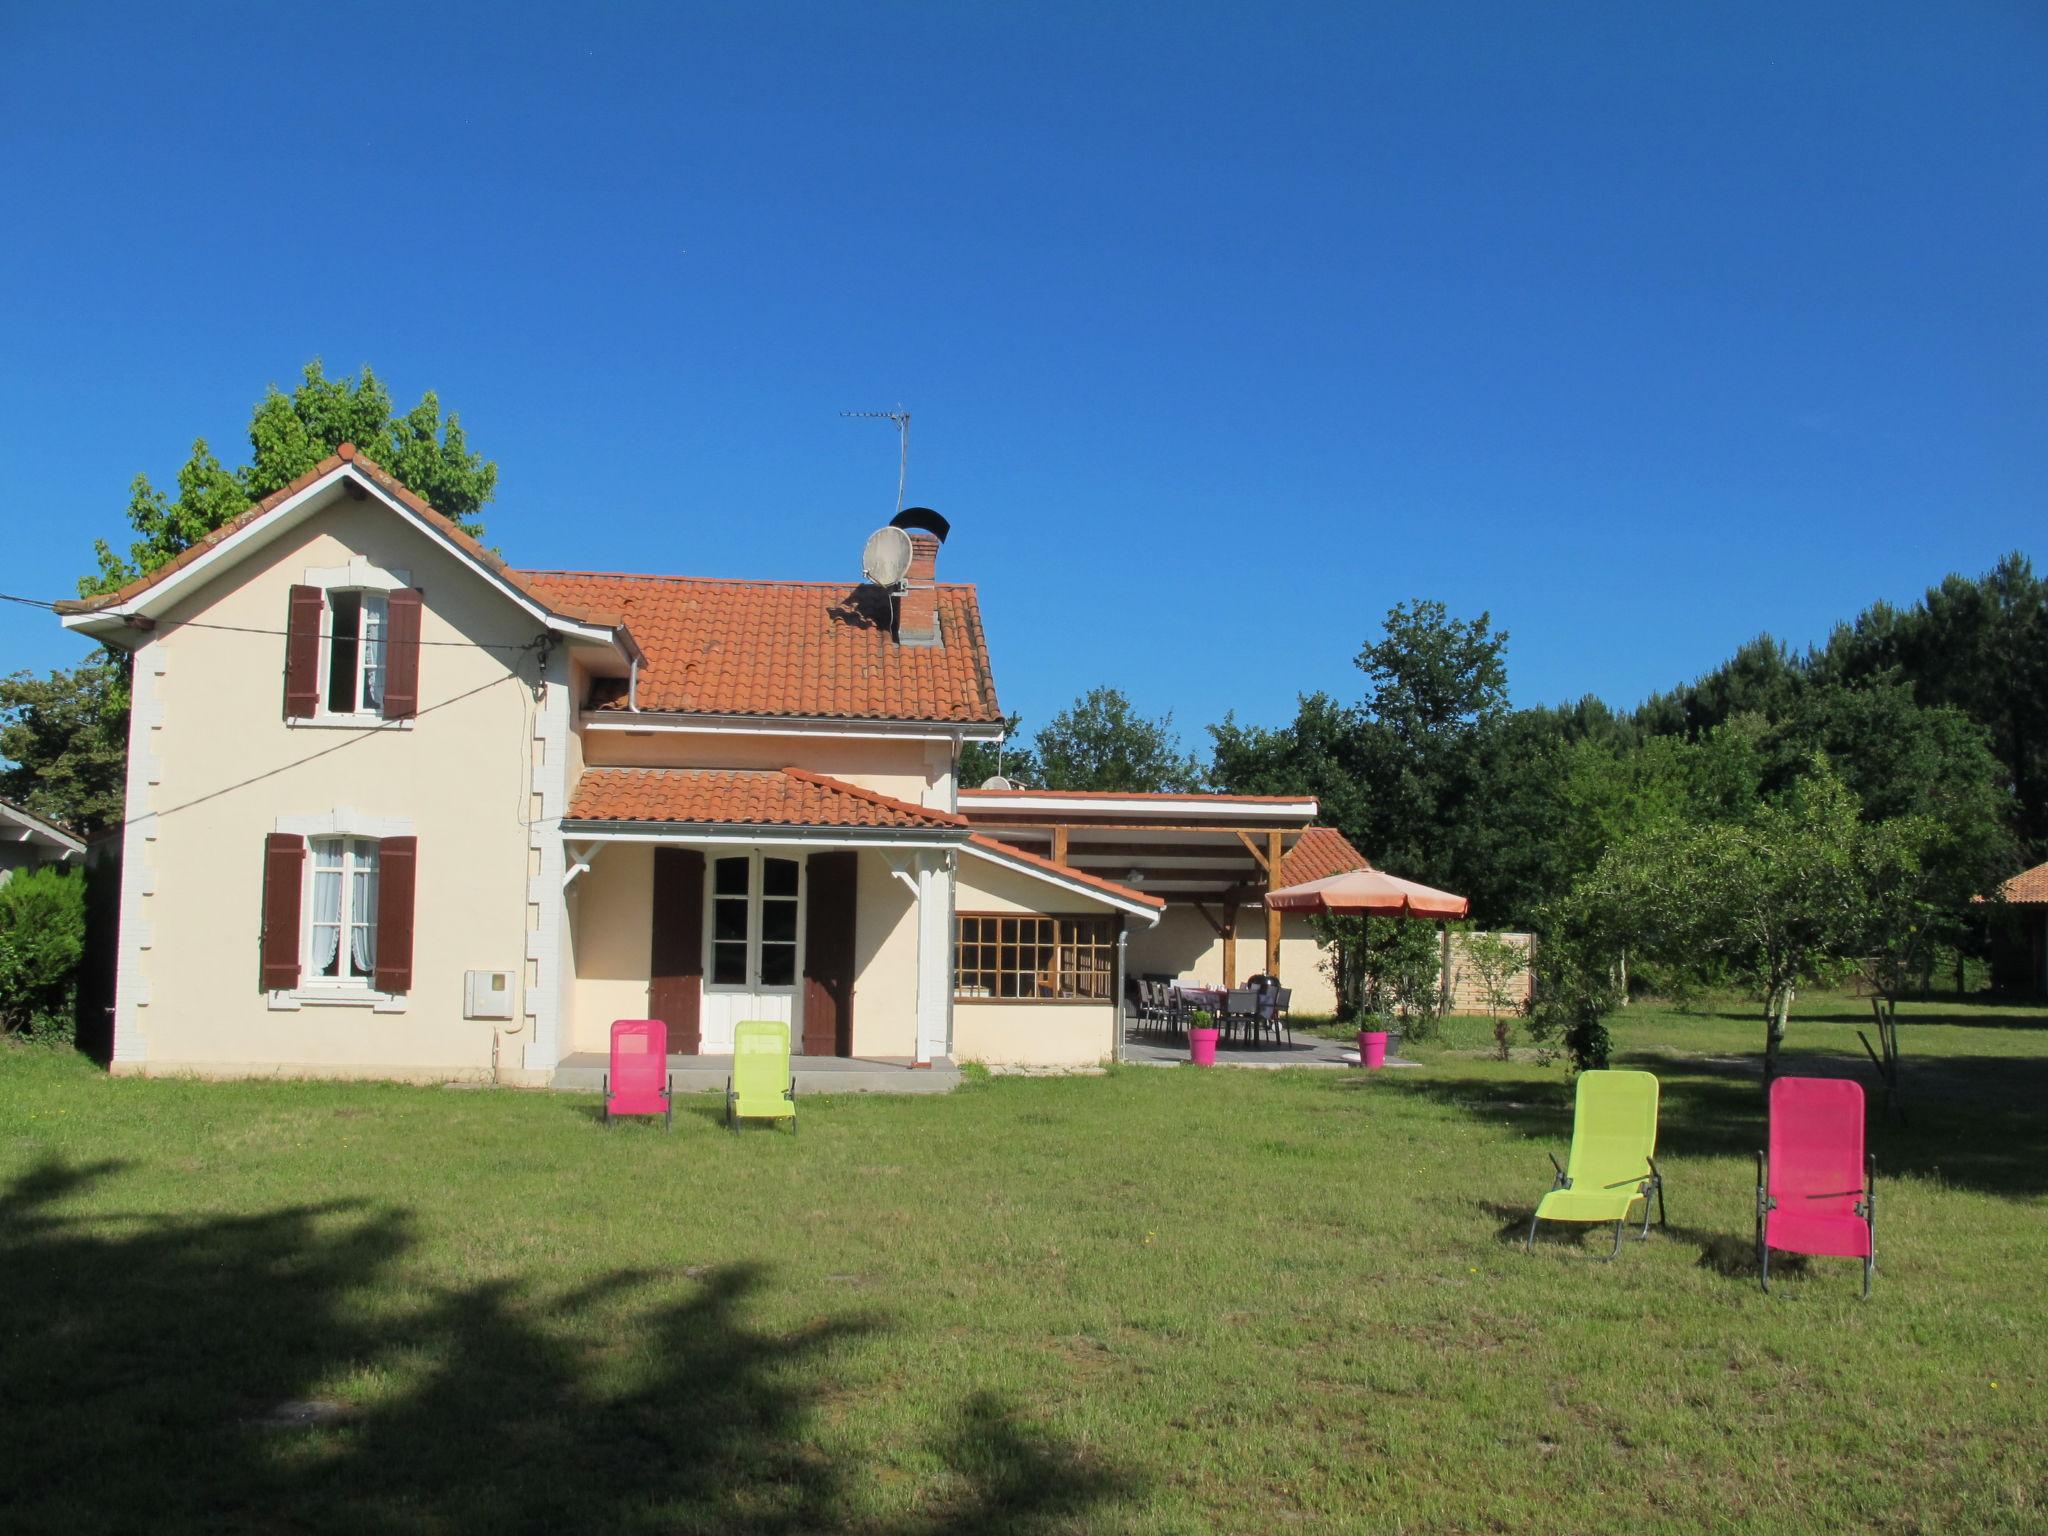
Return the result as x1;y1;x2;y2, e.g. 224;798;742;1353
3;996;2043;1534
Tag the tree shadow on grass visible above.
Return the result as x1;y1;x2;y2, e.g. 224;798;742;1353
0;1158;1138;1535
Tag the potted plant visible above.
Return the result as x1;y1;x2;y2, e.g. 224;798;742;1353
1357;1009;1391;1070
1187;1008;1220;1067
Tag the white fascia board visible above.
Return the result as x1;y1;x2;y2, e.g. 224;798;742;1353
58;464;622;652
960;843;1163;925
561;822;970;850
583;713;1005;743
0;802;86;855
957;793;1318;821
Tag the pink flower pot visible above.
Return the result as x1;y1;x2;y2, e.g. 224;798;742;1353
1359;1030;1388;1070
1189;1027;1220;1066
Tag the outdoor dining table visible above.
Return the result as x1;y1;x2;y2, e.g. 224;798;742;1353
1170;983;1228;1014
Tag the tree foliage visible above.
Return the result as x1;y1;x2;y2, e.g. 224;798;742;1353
0;655;130;837
0;866;86;1039
1030;688;1203;793
85;360;497;597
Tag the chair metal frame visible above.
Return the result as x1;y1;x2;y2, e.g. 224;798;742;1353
1757;1148;1877;1298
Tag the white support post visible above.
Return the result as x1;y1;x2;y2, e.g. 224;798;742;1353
522;651;573;1076
913;850;952;1065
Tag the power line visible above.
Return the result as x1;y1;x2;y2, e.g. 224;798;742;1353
0;590;548;653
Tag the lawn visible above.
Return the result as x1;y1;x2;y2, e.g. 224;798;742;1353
3;996;2043;1534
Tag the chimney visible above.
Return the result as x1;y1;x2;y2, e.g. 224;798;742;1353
896;532;941;647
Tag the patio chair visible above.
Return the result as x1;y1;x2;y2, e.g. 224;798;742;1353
727;1019;797;1133
1525;1069;1665;1260
1223;988;1261;1047
603;1018;672;1130
1271;986;1293;1046
1757;1077;1876;1298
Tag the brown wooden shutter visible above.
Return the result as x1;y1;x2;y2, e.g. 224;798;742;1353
649;847;704;1053
374;836;417;993
803;852;858;1057
381;588;423;720
260;833;306;991
284;585;324;718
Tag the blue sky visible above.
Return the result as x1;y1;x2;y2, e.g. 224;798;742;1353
1;4;2041;748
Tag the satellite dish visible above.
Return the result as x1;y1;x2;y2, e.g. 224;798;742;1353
978;775;1014;791
862;526;914;588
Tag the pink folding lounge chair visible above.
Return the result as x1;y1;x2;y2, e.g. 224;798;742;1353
604;1018;673;1130
1757;1076;1877;1297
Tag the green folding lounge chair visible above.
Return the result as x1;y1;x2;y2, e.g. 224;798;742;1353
727;1019;797;1133
1525;1069;1665;1260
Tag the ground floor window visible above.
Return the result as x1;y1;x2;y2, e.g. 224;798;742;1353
955;914;1116;1000
708;852;802;990
307;836;379;984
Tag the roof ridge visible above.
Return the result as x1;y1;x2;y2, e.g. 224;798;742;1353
517;568;981;590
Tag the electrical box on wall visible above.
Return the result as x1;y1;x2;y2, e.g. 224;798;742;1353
464;969;515;1020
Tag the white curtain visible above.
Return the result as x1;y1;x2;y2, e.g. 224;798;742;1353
360;596;387;712
350;845;379;978
313;858;342;976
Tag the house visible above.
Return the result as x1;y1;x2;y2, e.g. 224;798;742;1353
54;446;1347;1084
0;798;85;884
1997;861;2048;996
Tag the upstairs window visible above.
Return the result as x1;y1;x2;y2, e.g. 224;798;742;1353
325;591;388;715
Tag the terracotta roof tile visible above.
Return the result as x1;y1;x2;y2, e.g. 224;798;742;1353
964;834;1164;910
1279;826;1373;886
564;766;967;830
2001;860;2048;904
519;571;1001;724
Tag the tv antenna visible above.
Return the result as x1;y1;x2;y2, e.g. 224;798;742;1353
841;405;911;513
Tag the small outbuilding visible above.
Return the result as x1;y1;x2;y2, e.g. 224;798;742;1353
0;798;85;885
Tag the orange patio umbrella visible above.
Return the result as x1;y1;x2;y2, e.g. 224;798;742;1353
1262;867;1470;919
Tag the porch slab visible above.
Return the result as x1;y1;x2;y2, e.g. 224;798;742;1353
1120;1033;1419;1070
552;1052;961;1096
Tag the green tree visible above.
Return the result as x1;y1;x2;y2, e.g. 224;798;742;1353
1032;688;1203;793
0;866;86;1038
0;655;130;836
85;359;496;597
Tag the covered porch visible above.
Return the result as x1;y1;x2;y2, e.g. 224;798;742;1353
559;766;965;1067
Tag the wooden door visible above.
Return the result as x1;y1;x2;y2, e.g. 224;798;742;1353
649;847;704;1053
803;851;858;1057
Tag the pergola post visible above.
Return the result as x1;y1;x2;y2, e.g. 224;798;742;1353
1222;905;1238;987
1265;828;1283;979
1439;921;1452;1010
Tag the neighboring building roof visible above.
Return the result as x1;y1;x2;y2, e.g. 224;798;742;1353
956;788;1318;825
518;571;1002;725
0;798;86;858
2001;860;2048;905
963;833;1164;919
1278;826;1372;886
563;766;968;831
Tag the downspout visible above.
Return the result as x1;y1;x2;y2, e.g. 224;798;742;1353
627;653;640;712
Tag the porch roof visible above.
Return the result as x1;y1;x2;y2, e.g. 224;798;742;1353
2001;860;2048;905
564;766;967;834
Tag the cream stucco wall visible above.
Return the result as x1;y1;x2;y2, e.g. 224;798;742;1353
951;851;1128;1066
1126;905;1338;1014
580;728;949;813
113;491;543;1080
565;843;922;1059
951;1001;1116;1068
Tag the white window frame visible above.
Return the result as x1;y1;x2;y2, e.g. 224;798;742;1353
320;589;389;719
303;835;381;991
291;559;414;732
702;850;807;994
266;810;411;1013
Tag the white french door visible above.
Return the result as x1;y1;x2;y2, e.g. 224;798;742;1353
699;850;807;1052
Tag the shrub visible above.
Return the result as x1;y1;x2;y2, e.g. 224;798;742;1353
0;866;86;1039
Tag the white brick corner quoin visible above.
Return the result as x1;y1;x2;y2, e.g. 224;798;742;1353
523;651;573;1074
111;643;167;1066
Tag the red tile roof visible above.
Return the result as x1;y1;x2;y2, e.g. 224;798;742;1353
1279;826;1372;886
958;788;1312;803
964;834;1165;910
518;571;1001;724
564;766;967;830
2001;860;2048;905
